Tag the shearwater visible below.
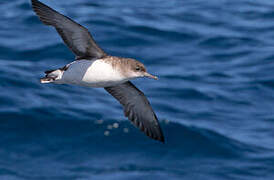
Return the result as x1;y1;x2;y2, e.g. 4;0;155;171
31;0;165;142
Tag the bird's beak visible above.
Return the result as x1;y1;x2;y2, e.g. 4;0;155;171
144;72;158;80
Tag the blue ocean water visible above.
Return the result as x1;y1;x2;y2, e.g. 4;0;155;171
1;0;274;179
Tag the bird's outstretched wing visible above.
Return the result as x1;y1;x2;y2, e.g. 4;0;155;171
105;81;165;142
31;0;106;60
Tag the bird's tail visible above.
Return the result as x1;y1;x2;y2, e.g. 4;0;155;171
40;69;63;83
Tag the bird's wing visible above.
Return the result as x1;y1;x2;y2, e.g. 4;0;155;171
31;0;106;60
105;81;164;142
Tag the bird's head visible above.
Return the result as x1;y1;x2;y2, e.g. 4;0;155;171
125;58;158;80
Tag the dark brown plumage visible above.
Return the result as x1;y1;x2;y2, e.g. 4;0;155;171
105;82;164;142
31;0;106;60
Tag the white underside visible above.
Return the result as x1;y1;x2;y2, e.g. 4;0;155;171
54;59;129;87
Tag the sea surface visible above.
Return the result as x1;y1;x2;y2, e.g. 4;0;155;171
1;0;274;179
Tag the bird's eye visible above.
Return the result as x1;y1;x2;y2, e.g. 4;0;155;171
136;67;141;71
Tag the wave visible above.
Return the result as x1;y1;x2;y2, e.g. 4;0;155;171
0;111;261;158
0;110;266;179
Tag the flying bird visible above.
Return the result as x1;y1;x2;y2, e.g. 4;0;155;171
31;0;164;142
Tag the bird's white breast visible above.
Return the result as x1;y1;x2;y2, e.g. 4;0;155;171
60;59;127;87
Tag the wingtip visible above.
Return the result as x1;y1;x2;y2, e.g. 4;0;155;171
158;137;165;143
160;135;165;143
153;118;165;143
148;127;165;143
157;133;165;143
31;0;40;7
30;0;36;9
